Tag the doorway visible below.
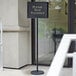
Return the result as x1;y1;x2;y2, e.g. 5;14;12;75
31;0;76;66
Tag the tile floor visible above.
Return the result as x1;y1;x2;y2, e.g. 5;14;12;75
0;65;72;76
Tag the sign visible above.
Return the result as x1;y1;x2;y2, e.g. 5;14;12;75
27;2;48;18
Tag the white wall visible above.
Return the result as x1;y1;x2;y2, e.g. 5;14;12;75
0;0;18;26
19;31;31;67
18;0;30;27
0;0;31;68
3;32;19;68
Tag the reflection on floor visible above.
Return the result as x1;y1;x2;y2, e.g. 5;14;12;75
37;53;68;66
38;53;54;64
0;65;72;76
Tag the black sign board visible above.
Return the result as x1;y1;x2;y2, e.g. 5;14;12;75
27;2;48;18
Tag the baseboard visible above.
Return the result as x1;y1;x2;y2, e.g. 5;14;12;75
3;64;31;69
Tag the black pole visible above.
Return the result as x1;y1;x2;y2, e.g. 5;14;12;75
37;18;38;72
31;18;44;75
54;28;56;54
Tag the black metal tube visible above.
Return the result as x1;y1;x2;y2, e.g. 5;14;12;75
37;18;38;71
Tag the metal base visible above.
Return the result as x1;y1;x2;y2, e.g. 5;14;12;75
31;70;44;75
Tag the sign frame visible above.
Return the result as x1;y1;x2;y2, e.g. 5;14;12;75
27;2;48;18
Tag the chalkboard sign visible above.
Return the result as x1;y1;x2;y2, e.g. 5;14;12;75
27;2;48;18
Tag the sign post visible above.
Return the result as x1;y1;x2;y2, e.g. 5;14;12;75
27;2;48;75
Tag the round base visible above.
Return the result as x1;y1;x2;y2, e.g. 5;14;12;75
31;70;44;75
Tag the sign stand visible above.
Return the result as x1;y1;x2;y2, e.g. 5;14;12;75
31;18;44;75
27;2;48;75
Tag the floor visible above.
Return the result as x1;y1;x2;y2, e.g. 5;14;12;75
0;65;72;76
